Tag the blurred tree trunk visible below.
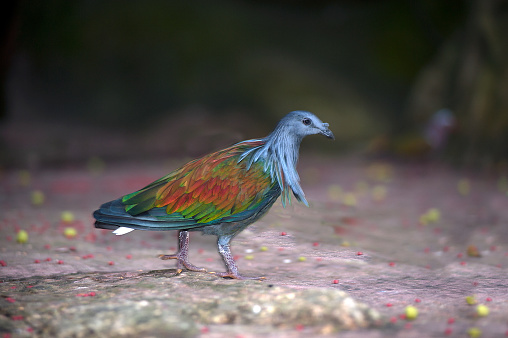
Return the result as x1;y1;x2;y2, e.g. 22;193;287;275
407;0;508;166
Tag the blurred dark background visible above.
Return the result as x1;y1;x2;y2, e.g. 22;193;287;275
1;0;508;170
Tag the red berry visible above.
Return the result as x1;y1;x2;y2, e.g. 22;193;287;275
0;260;6;267
390;316;397;323
88;292;96;297
415;298;421;303
332;279;339;284
46;257;52;262
386;303;393;307
57;260;64;264
281;232;287;236
6;297;15;303
313;242;319;247
444;328;453;335
460;261;466;266
108;261;114;265
486;297;492;302
295;324;304;331
357;251;363;256
447;317;455;324
34;259;40;263
388;261;395;267
125;254;132;259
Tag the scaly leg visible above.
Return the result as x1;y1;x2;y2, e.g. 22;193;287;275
158;230;206;274
212;236;265;280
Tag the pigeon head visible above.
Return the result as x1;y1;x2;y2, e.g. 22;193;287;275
277;111;335;141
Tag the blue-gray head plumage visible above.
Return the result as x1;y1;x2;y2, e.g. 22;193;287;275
239;111;334;207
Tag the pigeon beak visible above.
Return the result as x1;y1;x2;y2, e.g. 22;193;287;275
320;123;335;140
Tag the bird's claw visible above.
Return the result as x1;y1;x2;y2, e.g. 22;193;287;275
158;254;177;260
210;271;265;280
158;254;207;272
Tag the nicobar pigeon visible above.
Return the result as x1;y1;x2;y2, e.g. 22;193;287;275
93;111;334;279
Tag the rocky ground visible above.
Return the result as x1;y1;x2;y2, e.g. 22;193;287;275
1;156;507;337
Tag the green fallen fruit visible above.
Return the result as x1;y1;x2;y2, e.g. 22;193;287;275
16;230;28;244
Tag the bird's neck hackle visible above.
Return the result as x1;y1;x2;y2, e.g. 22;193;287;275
265;122;302;177
239;121;308;207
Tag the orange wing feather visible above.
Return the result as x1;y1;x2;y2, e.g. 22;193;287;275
140;140;274;224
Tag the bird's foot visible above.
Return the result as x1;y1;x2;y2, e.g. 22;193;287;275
210;271;265;280
157;254;207;273
158;254;178;260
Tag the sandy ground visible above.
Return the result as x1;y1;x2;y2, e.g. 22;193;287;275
1;155;508;337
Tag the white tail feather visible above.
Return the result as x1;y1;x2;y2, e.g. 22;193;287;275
113;227;135;236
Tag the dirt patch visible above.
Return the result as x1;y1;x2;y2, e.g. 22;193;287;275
1;157;507;336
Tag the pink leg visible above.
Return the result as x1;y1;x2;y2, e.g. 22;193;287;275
159;230;206;274
213;237;265;280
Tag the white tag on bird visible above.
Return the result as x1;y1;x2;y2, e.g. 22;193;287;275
113;227;135;236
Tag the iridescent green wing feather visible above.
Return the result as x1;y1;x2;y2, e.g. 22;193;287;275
121;140;276;225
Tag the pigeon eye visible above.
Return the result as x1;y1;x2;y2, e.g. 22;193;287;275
302;118;311;126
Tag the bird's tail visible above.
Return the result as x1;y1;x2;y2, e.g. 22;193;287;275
94;199;159;230
93;199;200;231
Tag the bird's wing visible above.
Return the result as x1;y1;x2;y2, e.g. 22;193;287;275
121;140;277;226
